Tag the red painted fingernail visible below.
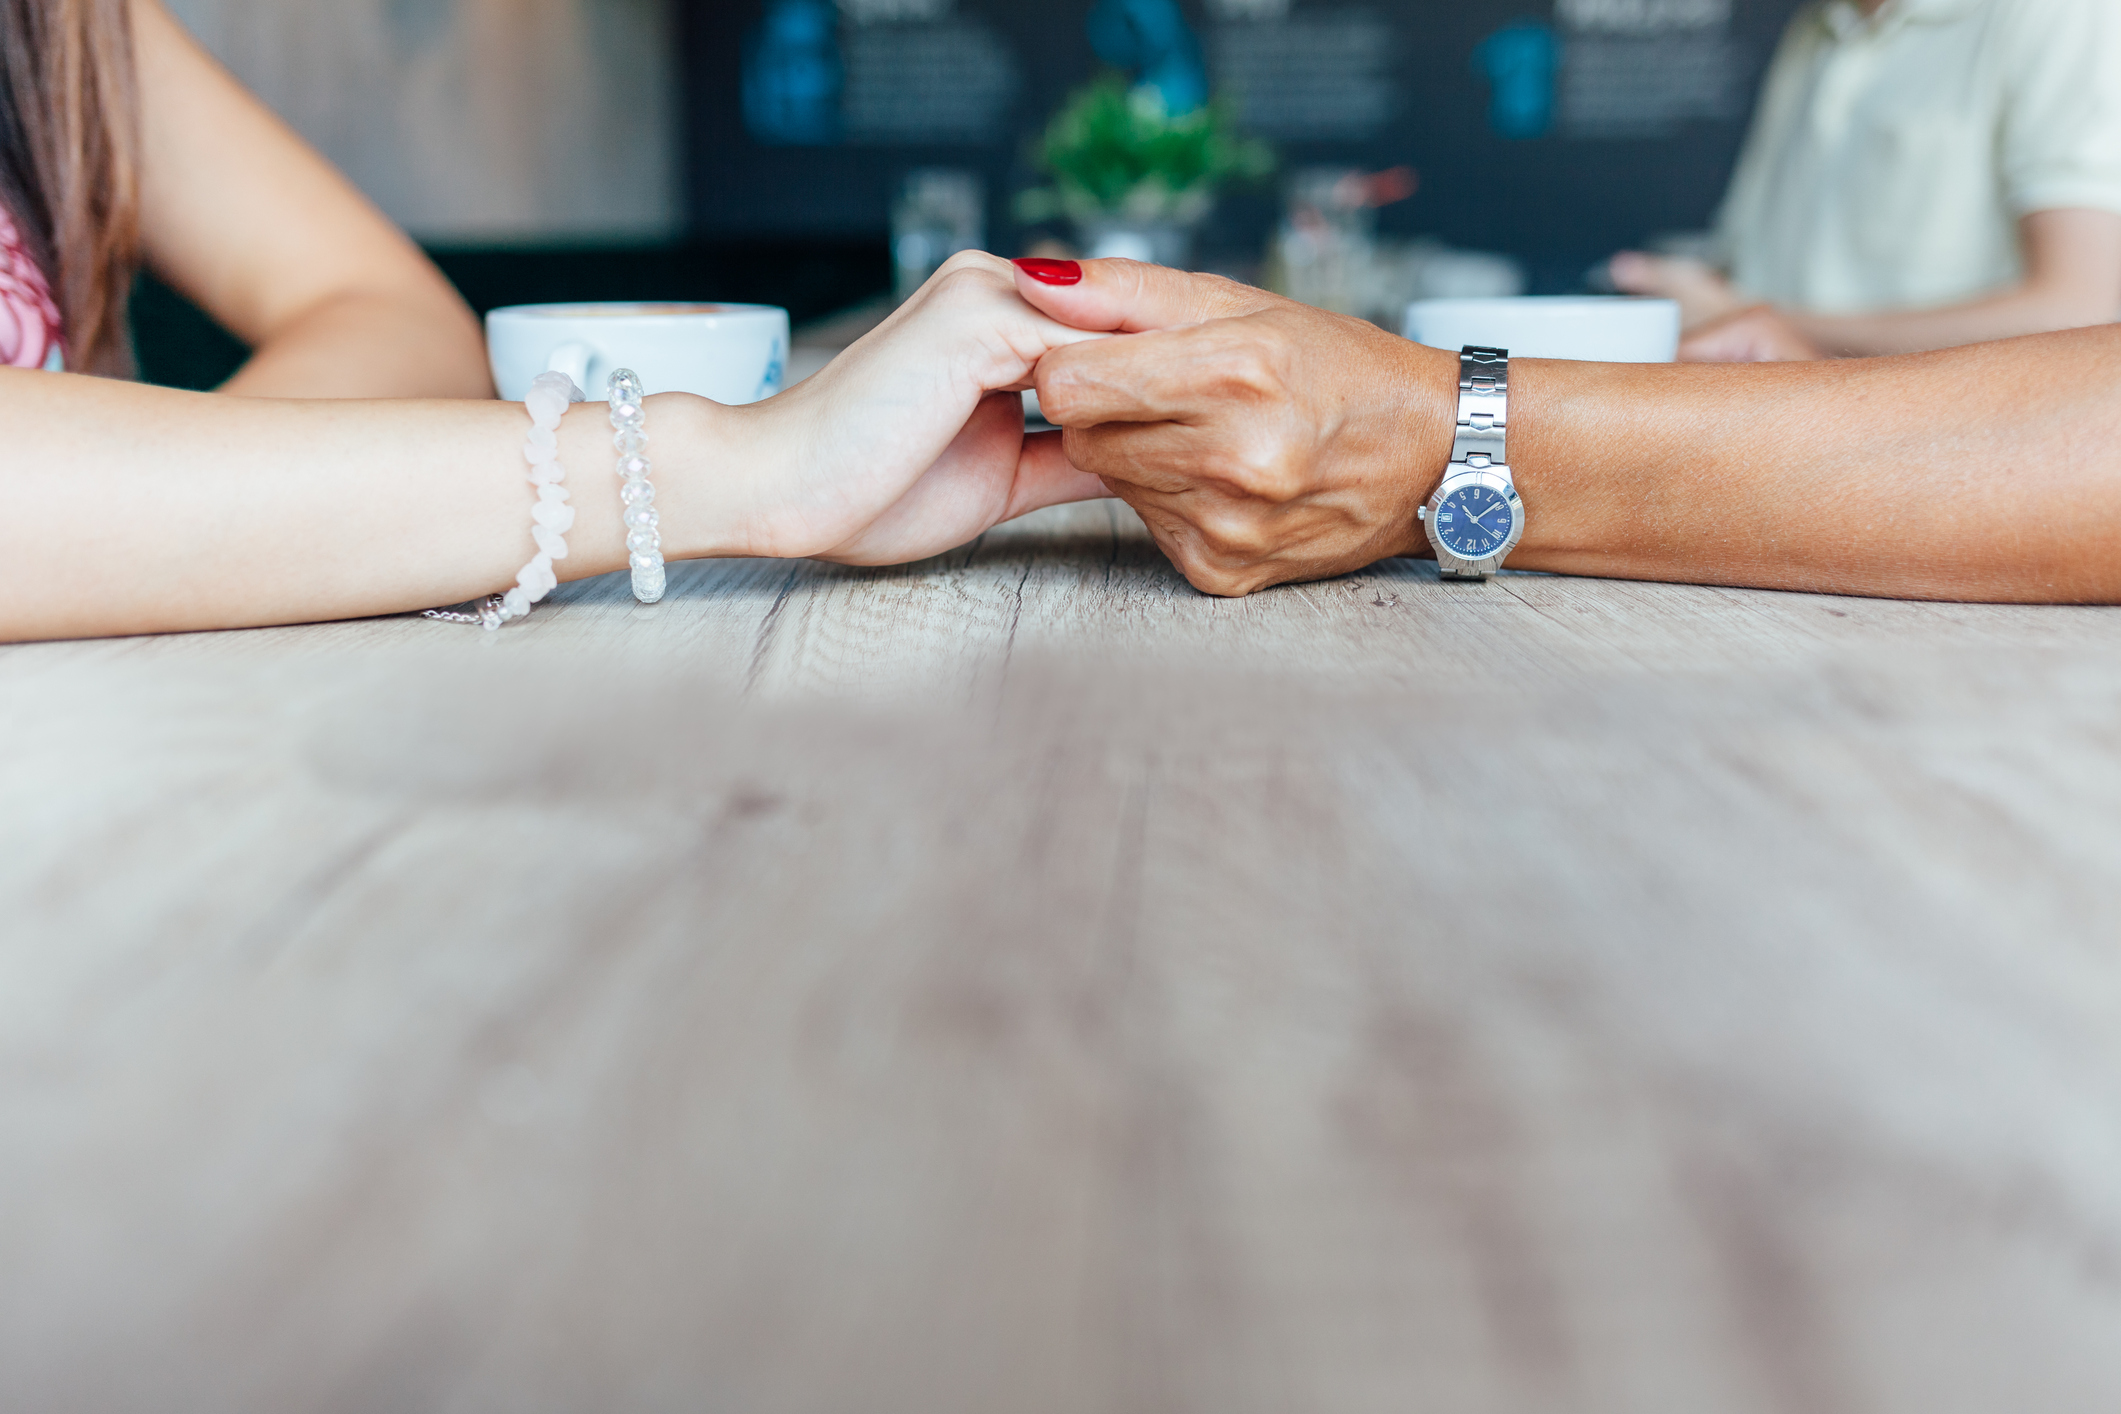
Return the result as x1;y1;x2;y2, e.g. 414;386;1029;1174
1014;257;1082;286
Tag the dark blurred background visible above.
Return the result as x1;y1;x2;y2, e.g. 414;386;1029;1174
141;0;1807;389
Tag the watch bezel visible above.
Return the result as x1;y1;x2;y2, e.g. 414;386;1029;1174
1423;466;1524;577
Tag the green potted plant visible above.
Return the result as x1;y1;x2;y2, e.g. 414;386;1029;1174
1016;76;1274;268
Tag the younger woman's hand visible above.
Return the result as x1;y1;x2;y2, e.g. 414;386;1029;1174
697;252;1111;566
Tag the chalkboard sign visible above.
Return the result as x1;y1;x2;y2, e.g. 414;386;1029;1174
683;0;1807;287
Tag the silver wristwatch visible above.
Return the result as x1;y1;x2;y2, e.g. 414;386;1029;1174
1417;345;1525;580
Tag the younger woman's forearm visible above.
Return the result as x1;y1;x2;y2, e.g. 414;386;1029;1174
219;289;494;399
0;375;736;641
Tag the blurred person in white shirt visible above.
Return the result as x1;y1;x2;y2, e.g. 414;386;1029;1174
1610;0;2121;361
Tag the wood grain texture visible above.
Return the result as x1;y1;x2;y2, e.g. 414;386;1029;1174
4;501;2120;1413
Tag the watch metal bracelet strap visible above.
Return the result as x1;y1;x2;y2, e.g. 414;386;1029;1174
1441;344;1510;580
1451;345;1509;467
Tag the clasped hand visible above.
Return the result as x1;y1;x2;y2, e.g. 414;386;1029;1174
691;252;1460;597
680;252;1107;568
1017;261;1460;595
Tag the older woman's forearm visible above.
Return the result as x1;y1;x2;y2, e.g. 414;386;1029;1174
1507;327;2121;601
1019;261;2121;603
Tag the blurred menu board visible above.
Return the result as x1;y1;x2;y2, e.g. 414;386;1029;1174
685;0;1808;277
840;8;1021;141
1211;7;1398;140
1554;0;1750;136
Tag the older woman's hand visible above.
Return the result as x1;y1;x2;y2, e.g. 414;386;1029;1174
1015;258;1457;596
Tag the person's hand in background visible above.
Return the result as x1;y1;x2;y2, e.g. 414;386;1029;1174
1678;304;1827;363
1013;257;1456;596
1607;252;1745;331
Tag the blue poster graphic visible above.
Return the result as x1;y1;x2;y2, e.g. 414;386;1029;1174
1086;0;1208;114
1473;21;1558;140
743;0;844;146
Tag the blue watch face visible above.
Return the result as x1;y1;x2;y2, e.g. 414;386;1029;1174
1435;484;1515;559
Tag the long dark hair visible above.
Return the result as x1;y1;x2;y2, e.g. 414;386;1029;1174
0;0;138;374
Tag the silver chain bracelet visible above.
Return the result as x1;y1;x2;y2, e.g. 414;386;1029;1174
421;595;508;629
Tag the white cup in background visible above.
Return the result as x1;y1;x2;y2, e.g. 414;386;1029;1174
485;302;790;403
1403;296;1680;363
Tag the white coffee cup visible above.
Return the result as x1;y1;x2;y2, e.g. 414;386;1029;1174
1403;296;1680;363
485;301;791;403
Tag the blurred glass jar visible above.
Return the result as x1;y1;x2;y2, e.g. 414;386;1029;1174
1268;166;1525;323
1078;219;1194;268
1271;167;1377;316
893;170;986;301
1403;244;1525;301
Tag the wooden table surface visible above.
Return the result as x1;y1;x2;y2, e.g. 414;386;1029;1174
5;501;2121;1413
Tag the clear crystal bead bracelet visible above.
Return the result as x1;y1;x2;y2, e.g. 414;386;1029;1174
422;369;580;629
609;368;665;604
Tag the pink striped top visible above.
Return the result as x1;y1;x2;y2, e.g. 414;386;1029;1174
0;204;63;370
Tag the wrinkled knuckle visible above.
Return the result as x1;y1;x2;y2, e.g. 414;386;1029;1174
1201;441;1293;500
1204;344;1281;401
1197;507;1270;560
1237;447;1301;500
1198;448;1252;489
1060;429;1125;480
1251;457;1306;503
1184;561;1247;597
1047;385;1095;431
1237;351;1280;398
